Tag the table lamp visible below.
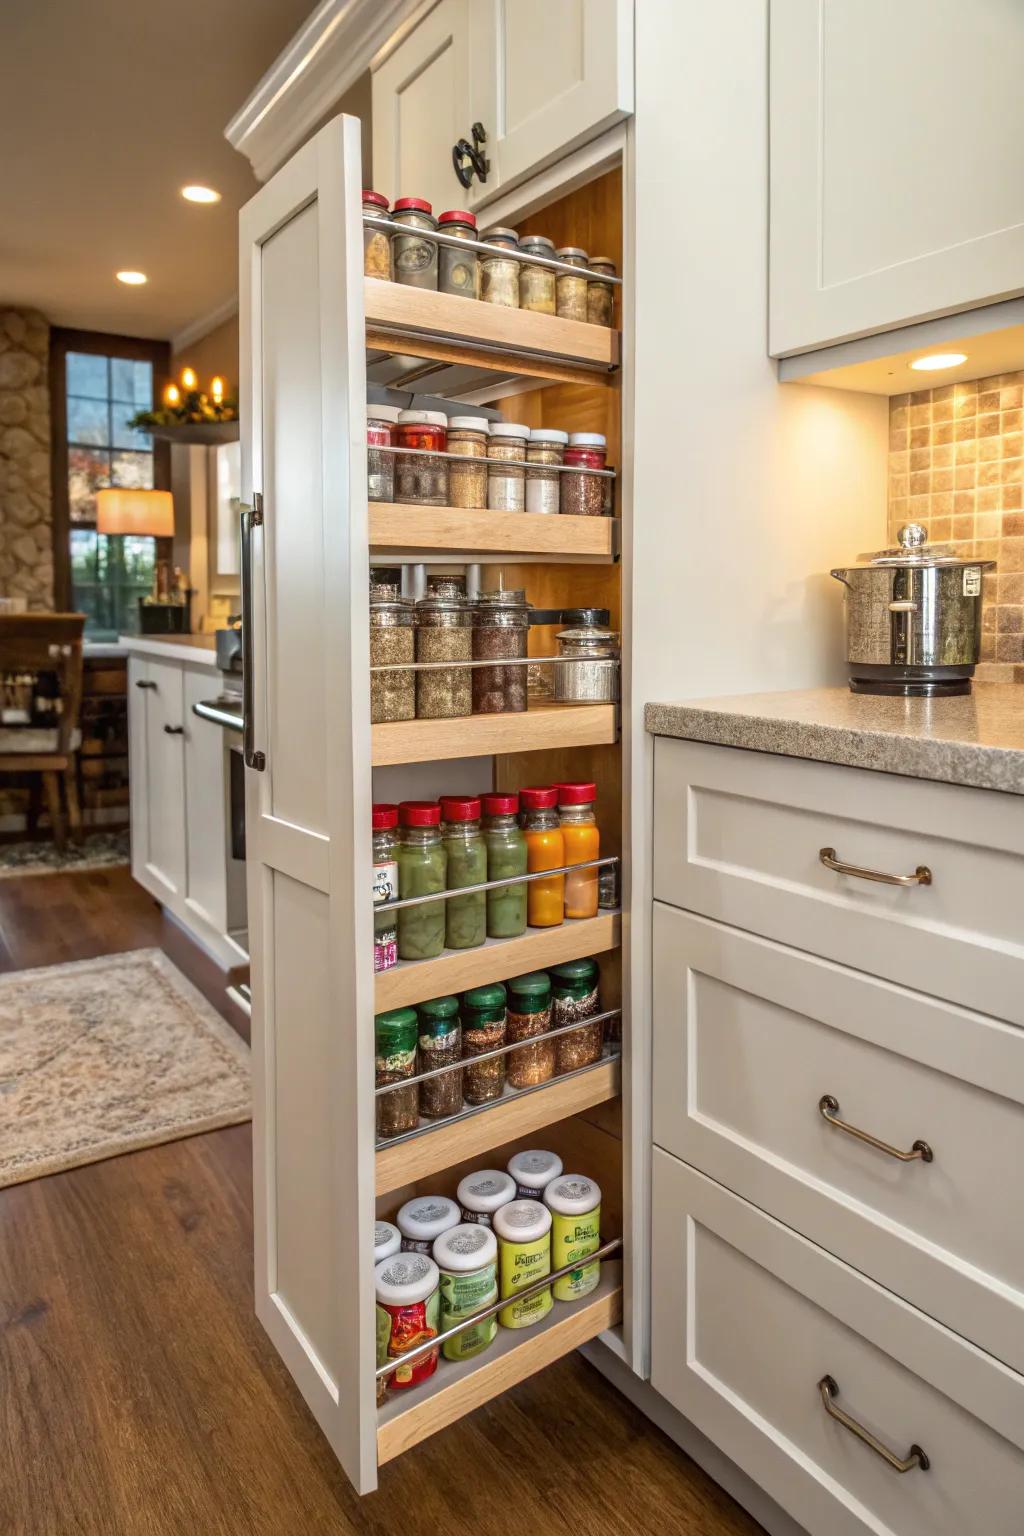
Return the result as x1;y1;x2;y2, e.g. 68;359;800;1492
96;489;182;624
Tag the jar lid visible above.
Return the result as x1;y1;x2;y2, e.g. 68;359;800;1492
520;785;558;810
396;1194;461;1242
440;794;481;822
493;1198;551;1244
835;521;995;572
483;226;519;245
481;791;519;816
556;246;588;259
448;415;490;432
415;595;470;616
362;189;389;209
507;1149;563;1187
456;1170;516;1213
372;802;399;830
568;432;607;448
370;598;414;622
476;589;528;611
368;403;402;423
438;209;477;227
556;781;596;805
557;627;619;645
507;969;552;1000
375;1007;418;1045
588;256;615;269
544;1174;601;1216
374;1251;439;1306
520;234;556;253
529;427;569;445
463;980;507;1011
399;800;441;827
374;1220;402;1261
433;1222;498;1270
489;421;531;439
398;409;448;428
393;196;433;215
418;994;460;1021
549;956;599;985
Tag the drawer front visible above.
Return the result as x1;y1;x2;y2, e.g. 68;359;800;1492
652;738;1024;1024
652;903;1024;1371
651;1154;1024;1536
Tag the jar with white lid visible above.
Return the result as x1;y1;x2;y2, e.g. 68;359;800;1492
374;1220;402;1263
494;1199;552;1328
447;415;489;509
488;422;530;513
367;403;401;503
526;428;568;515
375;1251;441;1390
545;1174;602;1300
396;1193;461;1254
507;1148;563;1200
457;1168;517;1226
433;1223;499;1361
562;431;607;517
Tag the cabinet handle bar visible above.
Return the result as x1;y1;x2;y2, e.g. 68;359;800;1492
819;847;931;887
819;1095;933;1162
818;1375;929;1473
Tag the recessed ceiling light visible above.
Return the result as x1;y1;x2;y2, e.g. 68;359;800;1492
181;184;221;204
910;352;968;371
116;270;147;285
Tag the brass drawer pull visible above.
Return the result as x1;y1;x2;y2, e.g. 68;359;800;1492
819;1095;933;1163
818;1375;929;1473
819;847;932;887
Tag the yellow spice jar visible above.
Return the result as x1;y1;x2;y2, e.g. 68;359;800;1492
545;1174;601;1300
493;1198;552;1328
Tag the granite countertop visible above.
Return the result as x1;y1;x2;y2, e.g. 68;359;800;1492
645;683;1024;795
118;633;220;668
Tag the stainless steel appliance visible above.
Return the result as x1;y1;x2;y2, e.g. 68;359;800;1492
831;523;994;697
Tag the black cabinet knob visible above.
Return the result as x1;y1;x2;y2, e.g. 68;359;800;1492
163;724;185;735
451;122;489;188
135;679;157;689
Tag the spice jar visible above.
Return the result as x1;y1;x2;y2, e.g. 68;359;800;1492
457;1169;516;1226
554;626;620;703
367;403;401;503
417;995;463;1118
550;956;603;1073
370;566;401;602
587;257;616;326
370;599;415;724
488;422;530;513
375;1252;441;1389
545;1175;602;1300
562;432;607;517
437;209;480;298
558;782;599;919
521;786;565;927
440;794;486;949
506;970;556;1087
392;197;438;289
375;1007;419;1140
519;234;557;314
395;410;448;506
555;246;589;321
461;982;508;1104
472;589;529;714
426;573;466;600
507;1148;563;1202
414;596;472;719
396;1194;461;1254
526;429;567;516
480;227;521;307
396;801;447;960
375;1220;402;1263
362;189;392;280
481;792;528;938
494;1199;552;1329
433;1224;499;1361
373;802;399;973
447;416;489;510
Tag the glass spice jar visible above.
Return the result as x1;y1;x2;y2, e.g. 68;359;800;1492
370;599;415;724
555;246;589;322
526;428;568;515
426;573;466;600
480;228;521;307
375;1007;419;1140
481;792;528;938
506;971;556;1088
472;589;529;714
561;432;607;517
521;785;565;928
587;256;616;326
373;802;399;974
461;982;508;1104
518;234;557;314
396;801;447;960
558;781;599;919
447;417;490;509
487;422;530;513
392;197;438;289
553;627;620;704
440;795;486;950
367;403;401;503
414;596;472;719
362;189;392;280
550;957;603;1073
395;411;448;506
417;995;463;1118
437;209;480;298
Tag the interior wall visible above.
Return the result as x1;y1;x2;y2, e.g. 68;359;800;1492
171;311;239;391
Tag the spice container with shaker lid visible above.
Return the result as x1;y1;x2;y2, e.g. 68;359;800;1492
417;995;463;1118
587;257;616;326
395;801;446;960
519;234;557;313
440;795;486;949
545;1175;602;1300
437;209;480;298
370;599;415;723
375;1252;441;1390
554;626;620;704
362;189;392;280
555;247;589;321
481;228;521;307
526;429;568;515
550;956;603;1072
447;417;489;509
461;982;508;1104
367;403;401;503
433;1224;499;1361
472;589;529;714
487;422;530;513
457;1169;516;1226
494;1199;552;1328
415;596;472;719
396;1194;461;1254
505;971;556;1087
395;411;448;506
391;197;438;289
375;1007;419;1140
562;432;607;517
507;1148;563;1201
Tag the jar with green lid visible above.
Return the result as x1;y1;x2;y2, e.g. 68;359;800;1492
417;995;463;1118
415;597;473;719
461;982;507;1104
506;971;555;1088
433;1224;499;1360
518;234;557;313
545;1175;601;1300
481;228;521;307
440;795;486;949
550;957;603;1073
555;246;589;321
494;1199;552;1328
472;590;529;714
481;792;527;938
396;802;447;960
375;1007;419;1140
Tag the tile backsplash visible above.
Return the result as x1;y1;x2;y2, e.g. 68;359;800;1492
888;372;1024;676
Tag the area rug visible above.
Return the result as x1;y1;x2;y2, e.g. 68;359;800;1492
0;948;251;1188
0;828;130;879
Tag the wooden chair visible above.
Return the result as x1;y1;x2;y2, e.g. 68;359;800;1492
0;613;85;851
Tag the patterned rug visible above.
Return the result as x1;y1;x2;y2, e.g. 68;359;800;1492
0;828;130;879
0;948;251;1188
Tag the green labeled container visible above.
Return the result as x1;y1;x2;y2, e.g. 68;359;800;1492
545;1174;601;1301
493;1198;552;1328
417;995;462;1119
549;956;603;1073
374;1006;419;1140
433;1223;499;1361
396;801;447;960
461;982;507;1104
441;795;487;949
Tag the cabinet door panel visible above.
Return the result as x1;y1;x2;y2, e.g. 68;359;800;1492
181;666;229;939
371;0;471;215
127;656;150;893
141;658;186;903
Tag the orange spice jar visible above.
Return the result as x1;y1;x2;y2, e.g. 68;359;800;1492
557;782;600;919
520;786;564;927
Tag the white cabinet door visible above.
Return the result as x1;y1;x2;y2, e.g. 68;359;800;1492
132;656;187;905
181;666;229;942
371;0;471;214
770;0;1024;355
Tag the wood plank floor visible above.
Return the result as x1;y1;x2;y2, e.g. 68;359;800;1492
0;869;765;1536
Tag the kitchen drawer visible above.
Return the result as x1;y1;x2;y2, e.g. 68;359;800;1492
651;1153;1024;1536
652;903;1024;1371
652;739;1024;1025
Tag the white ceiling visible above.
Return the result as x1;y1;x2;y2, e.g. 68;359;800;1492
0;0;314;341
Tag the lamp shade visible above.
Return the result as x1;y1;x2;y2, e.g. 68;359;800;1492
95;488;174;537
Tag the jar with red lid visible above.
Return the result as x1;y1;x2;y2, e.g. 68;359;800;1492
482;792;527;938
557;782;600;919
373;803;399;972
440;794;486;950
395;410;448;506
392;197;438;289
521;785;565;928
362;189;392;281
562;432;607;517
438;210;479;299
396;801;447;960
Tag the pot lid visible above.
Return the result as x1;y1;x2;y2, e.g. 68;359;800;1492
838;522;993;571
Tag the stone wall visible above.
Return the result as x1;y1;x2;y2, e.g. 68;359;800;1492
0;309;53;610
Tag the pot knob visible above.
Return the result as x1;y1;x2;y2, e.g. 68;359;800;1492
898;522;928;549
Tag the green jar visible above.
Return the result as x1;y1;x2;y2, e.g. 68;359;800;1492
481;791;527;938
549;956;603;1074
396;802;447;960
461;982;507;1104
441;795;486;950
375;1007;419;1140
506;971;555;1088
417;995;463;1119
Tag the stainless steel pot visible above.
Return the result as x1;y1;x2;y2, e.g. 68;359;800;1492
831;523;994;697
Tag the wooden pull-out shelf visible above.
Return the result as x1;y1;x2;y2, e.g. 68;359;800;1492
369;504;618;563
371;702;617;766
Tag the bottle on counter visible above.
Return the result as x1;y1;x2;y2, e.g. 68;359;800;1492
507;1148;563;1202
375;1252;441;1390
440;794;486;949
494;1199;553;1329
520;785;565;927
557;781;600;919
481;792;528;938
396;801;447;961
433;1224;499;1361
373;802;399;973
417;995;463;1119
461;982;508;1104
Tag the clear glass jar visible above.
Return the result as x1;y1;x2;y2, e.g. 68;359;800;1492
375;1007;419;1140
587;256;616;326
367;404;401;502
417;995;463;1118
555;246;589;322
447;417;489;509
472;589;529;714
370;599;415;723
481;228;521;307
519;234;557;314
440;795;486;950
392;197;438;289
395;411;448;506
362;189;392;281
550;957;603;1073
558;781;599;919
554;627;620;703
521;785;565;927
437;210;480;298
414;596;472;719
461;983;507;1104
373;802;399;973
396;802;447;960
506;971;555;1087
487;423;529;513
561;432;607;517
526;429;568;515
481;792;527;938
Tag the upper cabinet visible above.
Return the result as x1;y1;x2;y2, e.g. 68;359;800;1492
769;0;1024;357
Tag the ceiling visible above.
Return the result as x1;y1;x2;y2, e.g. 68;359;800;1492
0;0;314;342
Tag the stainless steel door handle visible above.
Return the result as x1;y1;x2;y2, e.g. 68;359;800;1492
240;495;266;772
819;847;932;887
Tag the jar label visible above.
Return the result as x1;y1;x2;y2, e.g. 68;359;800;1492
498;1232;552;1327
963;567;981;597
374;858;398;904
377;1294;440;1387
551;1205;601;1301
